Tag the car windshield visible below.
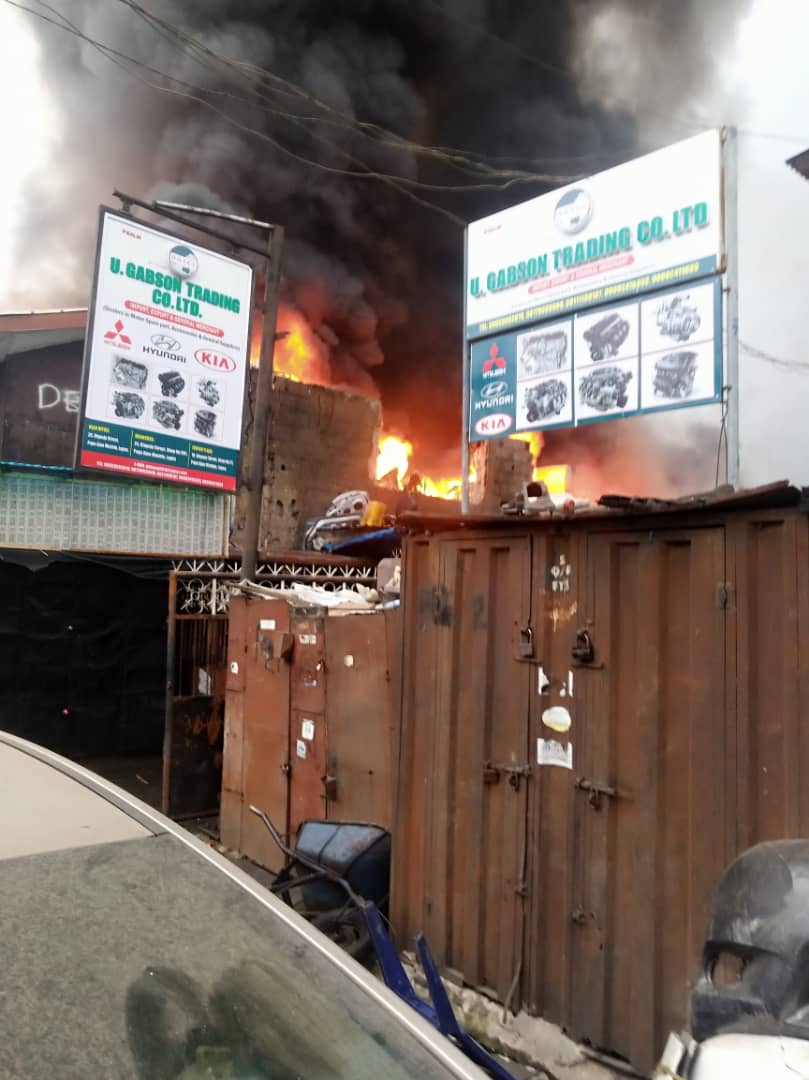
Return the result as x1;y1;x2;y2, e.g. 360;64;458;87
0;831;460;1079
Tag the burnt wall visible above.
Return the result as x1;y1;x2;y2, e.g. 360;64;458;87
232;376;382;552
0;561;166;758
0;344;82;466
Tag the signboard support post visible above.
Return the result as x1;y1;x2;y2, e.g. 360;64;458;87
462;229;471;513
242;225;284;581
724;127;740;488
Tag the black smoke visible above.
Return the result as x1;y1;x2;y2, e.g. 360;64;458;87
13;0;751;480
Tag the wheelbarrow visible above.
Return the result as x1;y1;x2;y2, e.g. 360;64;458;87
249;805;390;964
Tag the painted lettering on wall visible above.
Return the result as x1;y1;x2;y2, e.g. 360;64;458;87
38;384;81;413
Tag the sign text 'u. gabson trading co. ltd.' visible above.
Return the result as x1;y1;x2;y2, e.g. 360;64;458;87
76;208;254;491
465;130;725;439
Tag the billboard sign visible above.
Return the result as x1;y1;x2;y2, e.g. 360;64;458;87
466;130;723;340
76;208;254;491
469;277;722;437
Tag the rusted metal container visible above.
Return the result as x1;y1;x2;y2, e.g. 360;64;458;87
220;595;397;873
392;485;809;1073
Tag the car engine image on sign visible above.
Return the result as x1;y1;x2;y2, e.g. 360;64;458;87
524;379;568;422
197;379;220;407
158;372;185;398
112;392;145;420
656;294;701;341
583;312;630;362
579;366;632;411
653;351;698;397
194;410;217;438
153;401;184;430
518;331;568;377
112;357;149;389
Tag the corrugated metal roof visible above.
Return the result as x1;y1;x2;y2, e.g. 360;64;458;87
398;480;804;531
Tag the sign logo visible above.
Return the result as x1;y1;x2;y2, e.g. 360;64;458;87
103;319;132;347
195;348;236;372
482;342;507;377
474;412;513;436
169;244;199;279
554;188;593;235
481;380;508;398
151;334;181;351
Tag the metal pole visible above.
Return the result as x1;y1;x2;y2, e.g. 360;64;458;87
461;228;471;513
241;226;285;580
724;127;740;488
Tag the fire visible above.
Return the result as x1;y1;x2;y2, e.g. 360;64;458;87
509;433;569;495
374;433;473;502
250;304;331;385
376;435;413;486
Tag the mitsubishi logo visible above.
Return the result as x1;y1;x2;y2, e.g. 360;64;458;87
482;342;507;376
103;319;132;346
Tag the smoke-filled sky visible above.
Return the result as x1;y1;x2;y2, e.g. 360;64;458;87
1;0;806;492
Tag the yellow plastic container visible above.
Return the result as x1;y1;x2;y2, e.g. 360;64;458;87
361;500;386;526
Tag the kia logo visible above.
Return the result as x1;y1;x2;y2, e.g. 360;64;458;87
195;349;237;372
152;334;181;351
482;381;508;398
474;412;513;436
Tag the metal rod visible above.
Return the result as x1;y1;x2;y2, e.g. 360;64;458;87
241;227;285;580
112;190;270;260
461;227;471;513
724;127;740;488
153;200;275;231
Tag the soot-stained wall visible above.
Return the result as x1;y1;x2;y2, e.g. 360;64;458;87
0;561;167;758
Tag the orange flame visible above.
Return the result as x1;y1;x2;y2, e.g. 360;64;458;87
509;433;570;494
250;305;331;385
375;433;474;501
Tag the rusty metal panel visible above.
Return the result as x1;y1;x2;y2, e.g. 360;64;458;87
407;533;532;1003
289;615;327;840
223;598;292;871
392;537;440;949
323;612;396;827
563;527;727;1072
525;529;583;1028
729;511;809;845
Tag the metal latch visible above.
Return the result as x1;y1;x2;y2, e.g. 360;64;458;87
575;775;617;810
571;628;595;664
483;761;532;791
518;625;534;659
321;774;337;801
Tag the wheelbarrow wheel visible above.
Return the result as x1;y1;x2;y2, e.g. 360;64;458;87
311;907;373;964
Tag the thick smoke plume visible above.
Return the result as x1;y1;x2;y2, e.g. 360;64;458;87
12;0;754;493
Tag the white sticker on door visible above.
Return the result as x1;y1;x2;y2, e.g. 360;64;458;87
537;738;573;769
301;719;315;741
296;739;307;759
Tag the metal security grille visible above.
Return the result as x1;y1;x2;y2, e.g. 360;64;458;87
0;471;228;555
170;555;378;615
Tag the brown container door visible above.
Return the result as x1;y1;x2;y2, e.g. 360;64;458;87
525;529;584;1028
427;534;532;1005
569;527;727;1072
221;597;293;872
288;615;327;841
323;612;395;827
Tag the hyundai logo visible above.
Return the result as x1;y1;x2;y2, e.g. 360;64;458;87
151;334;181;351
482;380;508;398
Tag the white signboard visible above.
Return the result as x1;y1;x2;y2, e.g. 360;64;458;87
466;130;723;340
77;208;254;491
